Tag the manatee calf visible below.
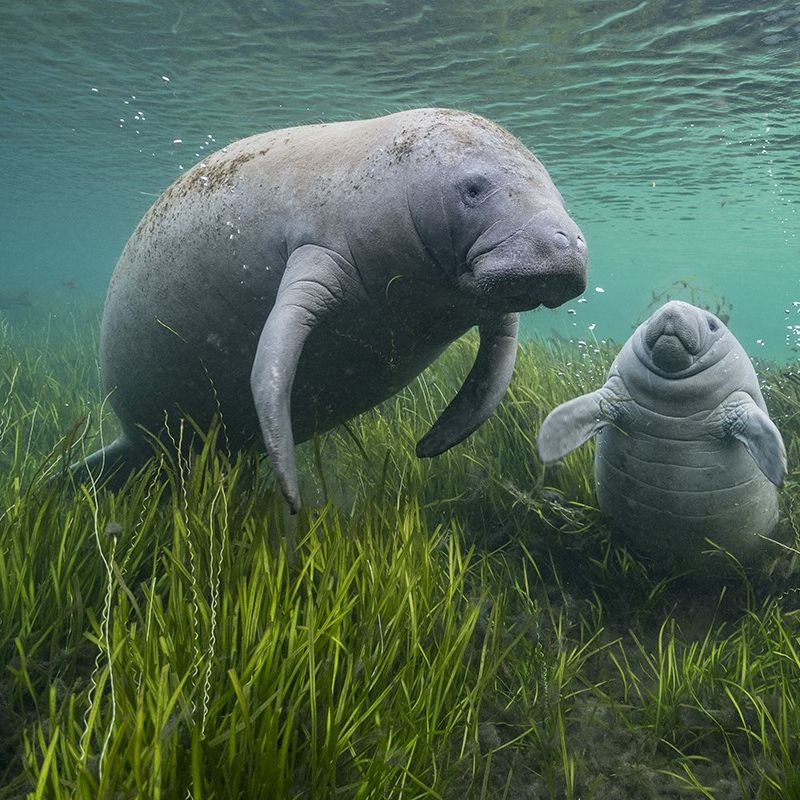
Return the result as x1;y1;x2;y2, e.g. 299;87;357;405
537;301;786;564
77;108;587;511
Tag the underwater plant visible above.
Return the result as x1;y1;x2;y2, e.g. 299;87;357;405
0;315;798;799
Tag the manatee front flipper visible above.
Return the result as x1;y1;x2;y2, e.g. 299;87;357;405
716;391;787;487
250;245;366;513
537;381;626;463
416;313;519;457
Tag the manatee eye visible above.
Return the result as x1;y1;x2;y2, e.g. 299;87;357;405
708;318;718;332
459;174;492;207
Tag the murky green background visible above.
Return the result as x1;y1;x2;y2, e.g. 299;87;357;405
1;0;798;359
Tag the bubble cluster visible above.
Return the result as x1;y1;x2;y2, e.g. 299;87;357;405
785;300;800;355
557;286;607;359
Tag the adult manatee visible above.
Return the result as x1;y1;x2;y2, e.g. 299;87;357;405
79;108;588;511
537;301;786;565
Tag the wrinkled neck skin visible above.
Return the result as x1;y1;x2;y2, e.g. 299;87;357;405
612;322;765;415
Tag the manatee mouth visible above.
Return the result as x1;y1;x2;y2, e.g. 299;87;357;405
460;256;585;312
640;301;710;374
648;334;695;372
461;225;588;312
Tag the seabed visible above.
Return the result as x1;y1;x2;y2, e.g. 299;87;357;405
0;311;798;800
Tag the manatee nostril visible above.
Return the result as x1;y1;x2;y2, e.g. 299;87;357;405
576;235;586;252
553;231;570;249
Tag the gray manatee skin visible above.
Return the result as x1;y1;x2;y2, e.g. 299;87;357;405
79;108;588;511
537;301;787;565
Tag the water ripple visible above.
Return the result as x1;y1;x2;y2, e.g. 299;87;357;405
1;0;797;356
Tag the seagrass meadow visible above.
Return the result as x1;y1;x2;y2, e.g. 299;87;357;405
1;311;800;800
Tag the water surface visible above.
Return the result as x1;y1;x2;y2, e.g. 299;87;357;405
1;0;798;358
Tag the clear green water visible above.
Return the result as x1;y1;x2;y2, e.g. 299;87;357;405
1;0;798;358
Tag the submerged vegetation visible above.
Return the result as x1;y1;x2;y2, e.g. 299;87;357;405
0;311;799;799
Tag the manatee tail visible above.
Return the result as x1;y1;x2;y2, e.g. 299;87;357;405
67;434;150;490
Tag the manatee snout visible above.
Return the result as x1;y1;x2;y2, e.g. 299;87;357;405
537;223;587;307
464;213;587;311
644;300;704;373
